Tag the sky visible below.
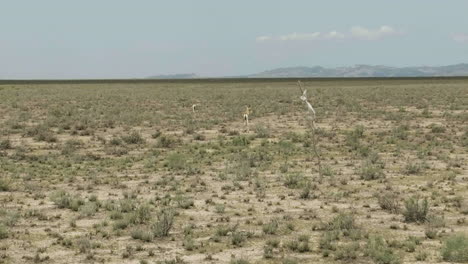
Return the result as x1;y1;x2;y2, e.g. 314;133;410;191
1;1;468;79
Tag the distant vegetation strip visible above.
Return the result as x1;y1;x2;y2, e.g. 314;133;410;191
2;76;468;85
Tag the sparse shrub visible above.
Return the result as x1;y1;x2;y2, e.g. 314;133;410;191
345;125;365;151
283;173;304;189
230;258;250;264
254;123;270;138
175;195;194;209
109;137;123;146
359;160;385;180
215;204;225;214
377;192;400;213
26;124;57;142
365;236;401;264
61;139;83;155
415;250;428;261
131;227;154;242
152;208;175;237
166;153;187;171
193;133;205;141
183;236;196;251
118;198;136;213
425;227;438;239
404;161;422;175
121;131;145;144
392;124;409;140
328;212;356;231
0;224;8;239
215;225;232;236
320;165;334;177
263;244;274;259
113;218;130;230
156;135;178;148
430;124;446;133
231;135;250;146
286;235;310;252
0;178;11;192
424;214;444;239
262;218;279;235
299;181;314;199
403;196;429;223
281;258;298;264
76;237;92;253
50;190;84;211
231;231;246;247
133;204;152;224
0;139;11;150
232;155;253;181
334;242;359;260
151;130;162;139
319;231;338;251
461;131;468;147
441;233;468;262
79;202;98;217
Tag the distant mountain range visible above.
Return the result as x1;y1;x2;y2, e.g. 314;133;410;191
248;64;468;78
147;63;468;79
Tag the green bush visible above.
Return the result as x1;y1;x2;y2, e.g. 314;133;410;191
334;242;359;260
403;196;429;223
166;153;187;171
231;231;246;247
121;131;145;144
286;235;310;252
328;213;356;231
404;161;422;175
152;209;175;237
0;178;11;192
231;135;250;146
430;125;446;133
215;225;232;237
50;190;84;211
131;227;154;242
299;182;314;199
0;139;12;150
132;204;152;224
26;124;57;142
156;135;178;148
283;173;304;189
79;202;98;217
183;236;196;251
377;192;400;213
230;258;250;264
254;123;270;138
359;161;385;180
441;233;468;262
262;218;279;235
365;236;401;264
175;195;194;209
0;224;8;239
319;231;338;251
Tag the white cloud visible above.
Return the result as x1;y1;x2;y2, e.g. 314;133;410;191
256;26;401;42
325;31;345;40
350;25;399;40
453;33;468;43
279;32;322;41
256;35;272;42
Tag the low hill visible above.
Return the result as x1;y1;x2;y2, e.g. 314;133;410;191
248;64;468;78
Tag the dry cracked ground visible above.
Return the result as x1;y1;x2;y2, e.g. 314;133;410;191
0;79;467;264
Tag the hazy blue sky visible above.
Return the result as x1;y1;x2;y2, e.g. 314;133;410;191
1;1;468;78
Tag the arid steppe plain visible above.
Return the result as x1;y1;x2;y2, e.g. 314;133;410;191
0;78;467;263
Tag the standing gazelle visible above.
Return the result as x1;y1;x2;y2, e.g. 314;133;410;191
243;105;251;131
